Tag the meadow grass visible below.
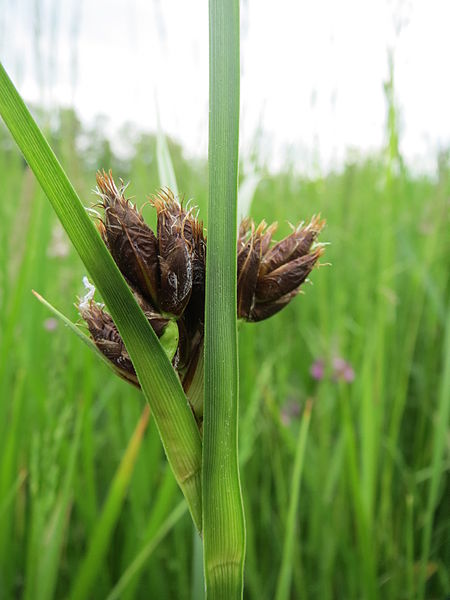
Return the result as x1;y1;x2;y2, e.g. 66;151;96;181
0;90;448;599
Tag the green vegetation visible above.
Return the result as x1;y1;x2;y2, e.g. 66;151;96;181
203;2;245;598
0;53;449;600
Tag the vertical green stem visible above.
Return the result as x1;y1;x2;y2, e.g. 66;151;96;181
203;1;245;598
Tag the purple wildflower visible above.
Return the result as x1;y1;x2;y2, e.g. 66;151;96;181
310;358;325;381
332;357;355;383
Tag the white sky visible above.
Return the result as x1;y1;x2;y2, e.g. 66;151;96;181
1;0;450;173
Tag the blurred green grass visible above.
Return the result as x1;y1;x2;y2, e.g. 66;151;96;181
0;98;448;599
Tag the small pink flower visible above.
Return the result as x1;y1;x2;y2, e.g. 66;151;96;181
332;357;355;383
310;358;325;381
342;364;355;382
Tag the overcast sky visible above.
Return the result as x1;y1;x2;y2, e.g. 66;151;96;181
1;0;449;173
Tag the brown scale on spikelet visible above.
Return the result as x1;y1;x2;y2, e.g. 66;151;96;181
78;171;326;417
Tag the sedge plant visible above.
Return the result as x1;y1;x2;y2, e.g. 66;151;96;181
0;1;327;597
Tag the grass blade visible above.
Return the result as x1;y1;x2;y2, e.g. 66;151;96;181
156;108;179;196
417;309;450;598
106;501;188;600
203;1;245;598
70;406;150;600
275;401;312;600
35;402;84;600
0;63;202;530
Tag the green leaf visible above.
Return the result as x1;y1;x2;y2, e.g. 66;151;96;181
0;62;202;531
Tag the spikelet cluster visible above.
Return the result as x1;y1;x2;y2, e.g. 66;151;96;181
78;171;325;396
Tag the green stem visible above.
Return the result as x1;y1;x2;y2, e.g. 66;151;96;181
203;1;245;598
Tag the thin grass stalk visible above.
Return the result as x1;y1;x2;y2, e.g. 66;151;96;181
417;310;450;599
106;501;188;600
70;407;151;600
275;400;312;600
203;1;245;598
0;63;202;530
35;401;84;600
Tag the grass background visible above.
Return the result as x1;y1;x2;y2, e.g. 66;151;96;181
0;54;449;600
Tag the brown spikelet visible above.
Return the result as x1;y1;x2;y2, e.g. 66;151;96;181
183;216;206;330
249;289;299;322
259;215;325;276
78;300;138;386
150;189;195;316
96;170;160;307
255;247;324;303
237;221;264;319
237;215;326;321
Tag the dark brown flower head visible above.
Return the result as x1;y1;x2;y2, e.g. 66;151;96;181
78;296;139;387
96;170;160;309
237;220;265;319
150;190;196;316
237;215;325;322
79;171;325;422
95;172;204;319
179;215;206;348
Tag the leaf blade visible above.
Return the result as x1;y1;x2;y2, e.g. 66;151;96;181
0;63;202;530
203;1;246;597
